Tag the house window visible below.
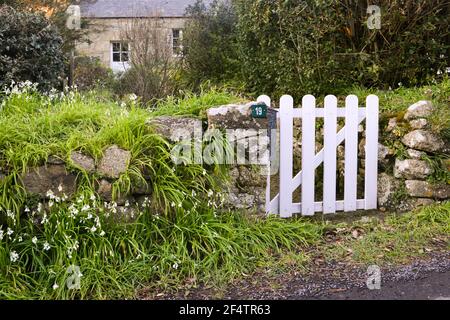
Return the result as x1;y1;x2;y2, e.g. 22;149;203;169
172;29;183;56
111;42;130;63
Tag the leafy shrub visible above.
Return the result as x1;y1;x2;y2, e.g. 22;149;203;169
235;0;449;98
74;56;115;91
114;65;176;104
182;0;241;89
0;5;65;91
182;1;449;98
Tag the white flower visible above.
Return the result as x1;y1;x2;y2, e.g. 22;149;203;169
24;206;30;213
90;194;96;201
10;251;19;263
7;228;13;236
100;231;105;237
6;210;14;219
41;213;49;225
43;242;51;251
172;262;179;270
90;226;97;233
46;190;55;198
48;200;54;208
32;237;38;245
82;204;91;212
52;283;59;290
0;230;3;241
202;169;207;176
58;184;63;192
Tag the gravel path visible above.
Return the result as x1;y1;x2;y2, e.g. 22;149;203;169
148;252;450;300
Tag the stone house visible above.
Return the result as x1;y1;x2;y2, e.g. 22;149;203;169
77;0;210;73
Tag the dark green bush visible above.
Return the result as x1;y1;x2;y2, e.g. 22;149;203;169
0;5;65;90
235;0;449;98
74;56;115;91
182;0;449;98
181;0;241;89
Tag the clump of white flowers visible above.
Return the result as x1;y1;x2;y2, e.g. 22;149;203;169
10;251;19;263
43;242;51;251
3;80;38;97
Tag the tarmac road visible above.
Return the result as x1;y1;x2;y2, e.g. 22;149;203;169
316;270;450;300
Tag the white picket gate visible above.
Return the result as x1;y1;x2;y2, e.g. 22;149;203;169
257;94;379;218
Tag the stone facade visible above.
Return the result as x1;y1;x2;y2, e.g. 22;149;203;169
76;17;187;72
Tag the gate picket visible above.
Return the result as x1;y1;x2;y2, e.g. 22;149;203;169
344;95;359;212
301;95;316;216
323;95;338;214
364;95;379;210
279;95;294;218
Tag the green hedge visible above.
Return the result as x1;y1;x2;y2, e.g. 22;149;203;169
182;0;449;98
236;0;449;97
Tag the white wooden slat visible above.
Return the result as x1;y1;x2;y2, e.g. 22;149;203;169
270;196;279;215
344;95;359;212
364;95;379;210
257;95;271;107
291;199;366;213
257;95;273;215
291;108;366;118
279;95;294;218
323;95;338;214
301;95;316;216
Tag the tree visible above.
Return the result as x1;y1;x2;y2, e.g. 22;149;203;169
117;11;176;103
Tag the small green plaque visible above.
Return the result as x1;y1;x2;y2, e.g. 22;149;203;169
251;103;268;118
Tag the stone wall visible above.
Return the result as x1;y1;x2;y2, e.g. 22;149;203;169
377;101;450;211
17;100;449;217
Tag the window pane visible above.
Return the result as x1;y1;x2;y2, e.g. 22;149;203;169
113;52;121;62
172;29;180;39
112;42;120;52
121;52;129;62
122;42;129;52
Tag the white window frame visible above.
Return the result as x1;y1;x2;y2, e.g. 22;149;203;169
172;29;183;57
110;41;131;73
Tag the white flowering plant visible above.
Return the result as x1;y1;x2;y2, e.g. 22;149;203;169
0;87;325;299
